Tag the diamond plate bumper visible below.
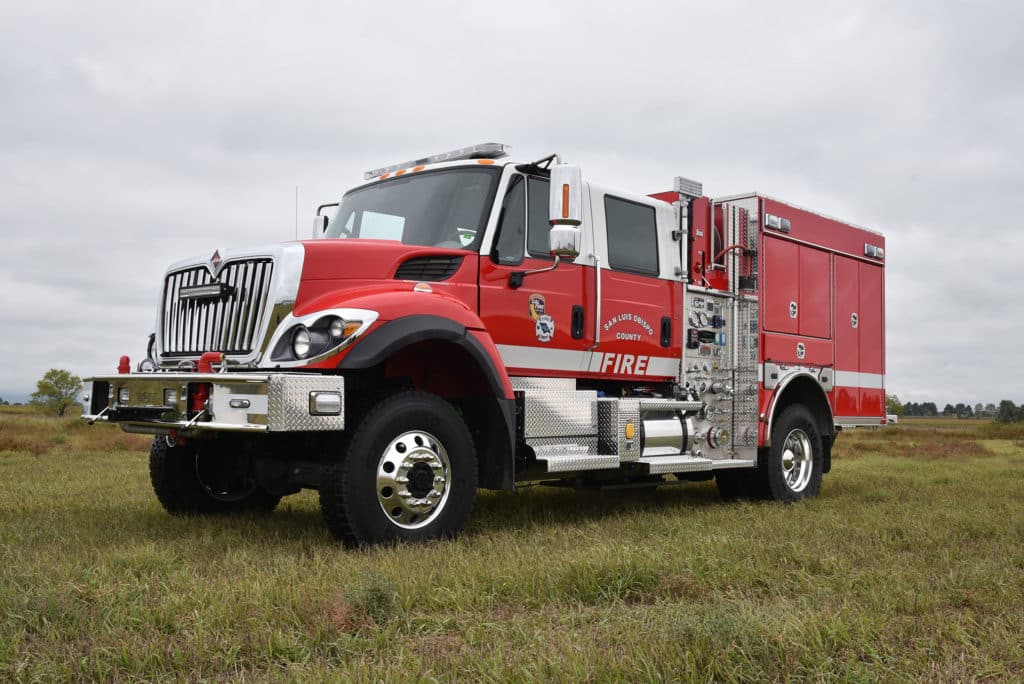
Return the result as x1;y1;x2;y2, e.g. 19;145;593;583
81;372;344;434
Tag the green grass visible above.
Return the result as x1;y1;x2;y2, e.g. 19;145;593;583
1;409;1022;681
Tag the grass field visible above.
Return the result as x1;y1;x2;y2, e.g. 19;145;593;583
1;407;1022;681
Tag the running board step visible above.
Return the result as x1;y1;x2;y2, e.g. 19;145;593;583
637;455;713;474
636;456;757;474
538;453;620;473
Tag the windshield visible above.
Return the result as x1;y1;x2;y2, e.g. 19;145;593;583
325;167;501;250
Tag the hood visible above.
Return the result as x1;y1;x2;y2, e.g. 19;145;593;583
297;239;471;281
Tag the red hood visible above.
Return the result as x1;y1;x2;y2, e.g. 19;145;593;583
297;239;469;280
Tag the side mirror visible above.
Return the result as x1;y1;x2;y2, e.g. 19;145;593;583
549;164;583;227
549;225;580;260
312;215;329;238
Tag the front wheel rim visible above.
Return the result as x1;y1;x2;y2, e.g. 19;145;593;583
780;428;814;493
376;430;452;529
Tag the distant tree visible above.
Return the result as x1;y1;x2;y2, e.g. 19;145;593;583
886;394;905;417
954;403;973;419
942;404;955;417
985;403;997;417
974;403;984;419
921;402;938;417
30;369;82;417
995;400;1022;424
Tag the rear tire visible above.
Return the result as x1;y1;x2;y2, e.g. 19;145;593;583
755;404;824;502
320;391;477;546
149;437;280;515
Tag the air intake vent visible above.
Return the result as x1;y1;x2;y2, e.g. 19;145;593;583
395;255;463;282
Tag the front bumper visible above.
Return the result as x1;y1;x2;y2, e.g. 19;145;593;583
82;372;345;435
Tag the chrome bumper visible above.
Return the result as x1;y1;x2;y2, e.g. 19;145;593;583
81;372;345;434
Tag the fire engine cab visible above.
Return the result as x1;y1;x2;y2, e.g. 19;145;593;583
82;143;886;546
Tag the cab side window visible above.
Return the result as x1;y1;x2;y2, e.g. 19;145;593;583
493;175;525;265
605;195;659;275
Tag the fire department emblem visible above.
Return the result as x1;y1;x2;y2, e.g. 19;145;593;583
535;315;555;343
528;293;546;319
528;294;554;342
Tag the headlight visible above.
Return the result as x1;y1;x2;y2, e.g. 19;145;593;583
292;326;311;358
329;317;346;339
269;310;377;363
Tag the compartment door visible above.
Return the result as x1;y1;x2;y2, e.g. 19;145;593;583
833;256;860;417
762;236;799;334
858;261;885;417
798;246;831;338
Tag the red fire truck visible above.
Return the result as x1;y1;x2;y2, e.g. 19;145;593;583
83;143;886;546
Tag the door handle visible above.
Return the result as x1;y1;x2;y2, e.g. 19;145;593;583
571;305;585;339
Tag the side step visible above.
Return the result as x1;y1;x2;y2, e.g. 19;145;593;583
535;448;756;475
539;454;620;473
637;455;713;474
636;456;757;474
534;445;619;473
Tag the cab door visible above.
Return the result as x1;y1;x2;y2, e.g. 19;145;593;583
478;173;594;376
590;192;681;381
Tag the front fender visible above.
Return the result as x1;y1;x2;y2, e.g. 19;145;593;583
764;367;835;446
338;314;512;400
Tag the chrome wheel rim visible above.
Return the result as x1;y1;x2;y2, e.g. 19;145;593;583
376;430;451;529
780;428;814;493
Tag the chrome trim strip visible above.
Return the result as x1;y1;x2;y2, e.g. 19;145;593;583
261;307;380;368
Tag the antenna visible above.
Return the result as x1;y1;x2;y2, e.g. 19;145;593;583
294;185;298;240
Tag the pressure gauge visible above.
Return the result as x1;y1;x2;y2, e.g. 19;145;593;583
689;311;702;327
698;312;710;327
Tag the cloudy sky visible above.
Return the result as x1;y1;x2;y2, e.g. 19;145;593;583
1;1;1021;406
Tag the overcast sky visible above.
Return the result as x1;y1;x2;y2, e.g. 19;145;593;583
1;1;1021;406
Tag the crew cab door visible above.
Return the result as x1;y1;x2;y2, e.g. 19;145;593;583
589;191;682;381
479;172;594;375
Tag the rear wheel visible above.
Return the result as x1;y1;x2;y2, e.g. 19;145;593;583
320;391;477;546
756;404;824;501
149;437;280;515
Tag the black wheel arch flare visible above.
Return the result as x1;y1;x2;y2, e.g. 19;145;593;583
337;314;515;490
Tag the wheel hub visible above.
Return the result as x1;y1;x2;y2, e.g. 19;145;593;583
406;462;435;498
780;428;813;493
376;430;451;529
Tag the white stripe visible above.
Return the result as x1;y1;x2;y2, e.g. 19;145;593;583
590;352;678;376
833;371;885;390
497;344;679;377
497;345;592;372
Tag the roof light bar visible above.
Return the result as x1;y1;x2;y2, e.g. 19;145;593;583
364;142;510;179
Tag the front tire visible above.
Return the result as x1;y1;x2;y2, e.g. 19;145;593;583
149;437;280;515
320;391;477;546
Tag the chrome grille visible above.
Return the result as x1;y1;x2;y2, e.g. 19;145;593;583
161;259;274;356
